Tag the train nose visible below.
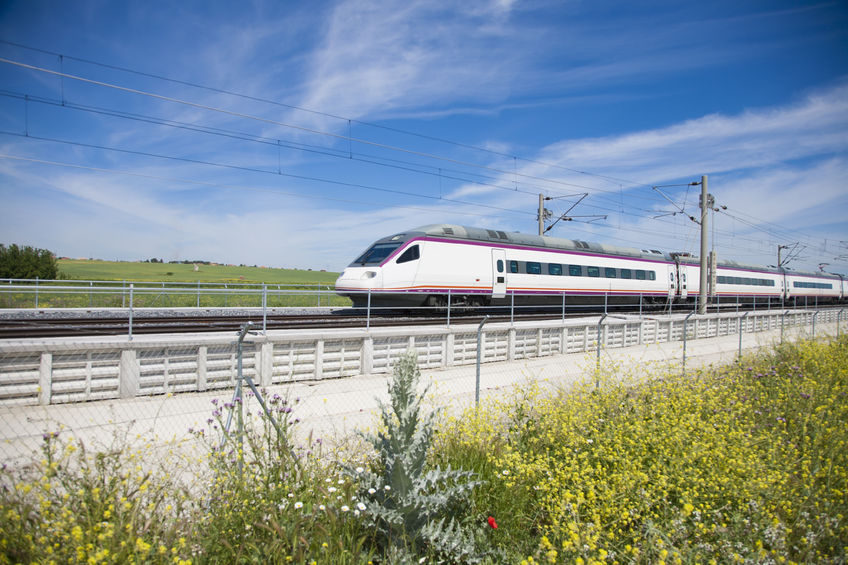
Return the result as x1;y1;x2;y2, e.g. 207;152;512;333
335;267;382;289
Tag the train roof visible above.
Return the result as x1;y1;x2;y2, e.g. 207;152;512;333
410;223;668;261
403;224;843;279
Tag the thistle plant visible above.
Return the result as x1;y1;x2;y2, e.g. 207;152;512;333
350;350;485;563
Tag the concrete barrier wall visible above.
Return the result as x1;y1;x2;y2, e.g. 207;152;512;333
0;308;842;407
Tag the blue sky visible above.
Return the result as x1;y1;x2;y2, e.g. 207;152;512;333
0;0;846;274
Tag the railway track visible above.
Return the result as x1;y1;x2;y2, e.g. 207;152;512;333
0;311;593;339
0;303;823;339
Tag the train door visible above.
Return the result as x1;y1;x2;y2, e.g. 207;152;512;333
678;264;689;299
783;273;791;300
668;266;676;301
491;249;507;299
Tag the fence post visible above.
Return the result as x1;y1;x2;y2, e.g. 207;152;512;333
738;312;749;360
197;281;201;308
366;289;371;330
447;290;451;328
262;284;267;335
38;353;52;405
35;277;39;308
128;283;134;341
682;311;695;375
475;315;491;407
812;310;818;339
781;310;788;343
596;313;608;383
562;292;566;322
839;309;844;338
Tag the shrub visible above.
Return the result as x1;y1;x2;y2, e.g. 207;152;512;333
349;351;488;563
435;337;848;564
0;243;58;279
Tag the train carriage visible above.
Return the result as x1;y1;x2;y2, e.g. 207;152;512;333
336;224;672;307
335;224;846;308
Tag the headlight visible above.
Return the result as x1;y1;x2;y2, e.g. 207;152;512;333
362;271;377;279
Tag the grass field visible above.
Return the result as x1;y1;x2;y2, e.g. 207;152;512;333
0;260;348;308
57;259;340;285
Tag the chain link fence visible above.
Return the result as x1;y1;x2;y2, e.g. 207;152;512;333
0;307;844;471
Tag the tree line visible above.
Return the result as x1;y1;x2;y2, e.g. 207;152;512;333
0;244;59;279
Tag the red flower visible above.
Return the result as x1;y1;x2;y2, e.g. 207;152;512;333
487;516;498;529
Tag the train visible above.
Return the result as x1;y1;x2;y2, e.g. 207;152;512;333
334;224;847;308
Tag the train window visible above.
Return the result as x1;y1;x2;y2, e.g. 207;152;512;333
648;271;656;281
734;277;742;285
635;270;646;280
548;264;563;276
587;266;600;278
396;245;420;264
717;276;725;284
509;260;519;273
569;265;582;276
605;268;617;278
527;262;542;274
497;259;504;273
354;242;403;265
621;269;632;279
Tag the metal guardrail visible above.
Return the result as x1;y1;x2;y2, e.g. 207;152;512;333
0;279;342;309
2;279;828;313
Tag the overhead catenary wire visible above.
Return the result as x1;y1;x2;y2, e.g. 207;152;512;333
0;129;816;260
0;39;657;192
0;56;635;199
0;87;723;233
0;45;842;268
0;130;533;217
0;50;754;226
0;153;509;219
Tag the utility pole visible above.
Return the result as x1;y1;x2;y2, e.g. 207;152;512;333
698;175;709;314
538;194;545;236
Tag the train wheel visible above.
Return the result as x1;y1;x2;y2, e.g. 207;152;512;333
426;295;447;307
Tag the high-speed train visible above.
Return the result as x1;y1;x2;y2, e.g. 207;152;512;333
335;224;847;308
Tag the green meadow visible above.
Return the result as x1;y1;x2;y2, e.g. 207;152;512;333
56;259;340;285
0;260;348;308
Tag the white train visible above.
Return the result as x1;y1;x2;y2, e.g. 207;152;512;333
335;224;846;308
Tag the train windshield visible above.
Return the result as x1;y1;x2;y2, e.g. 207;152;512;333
352;242;402;265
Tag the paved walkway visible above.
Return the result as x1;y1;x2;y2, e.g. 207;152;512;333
0;321;838;468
